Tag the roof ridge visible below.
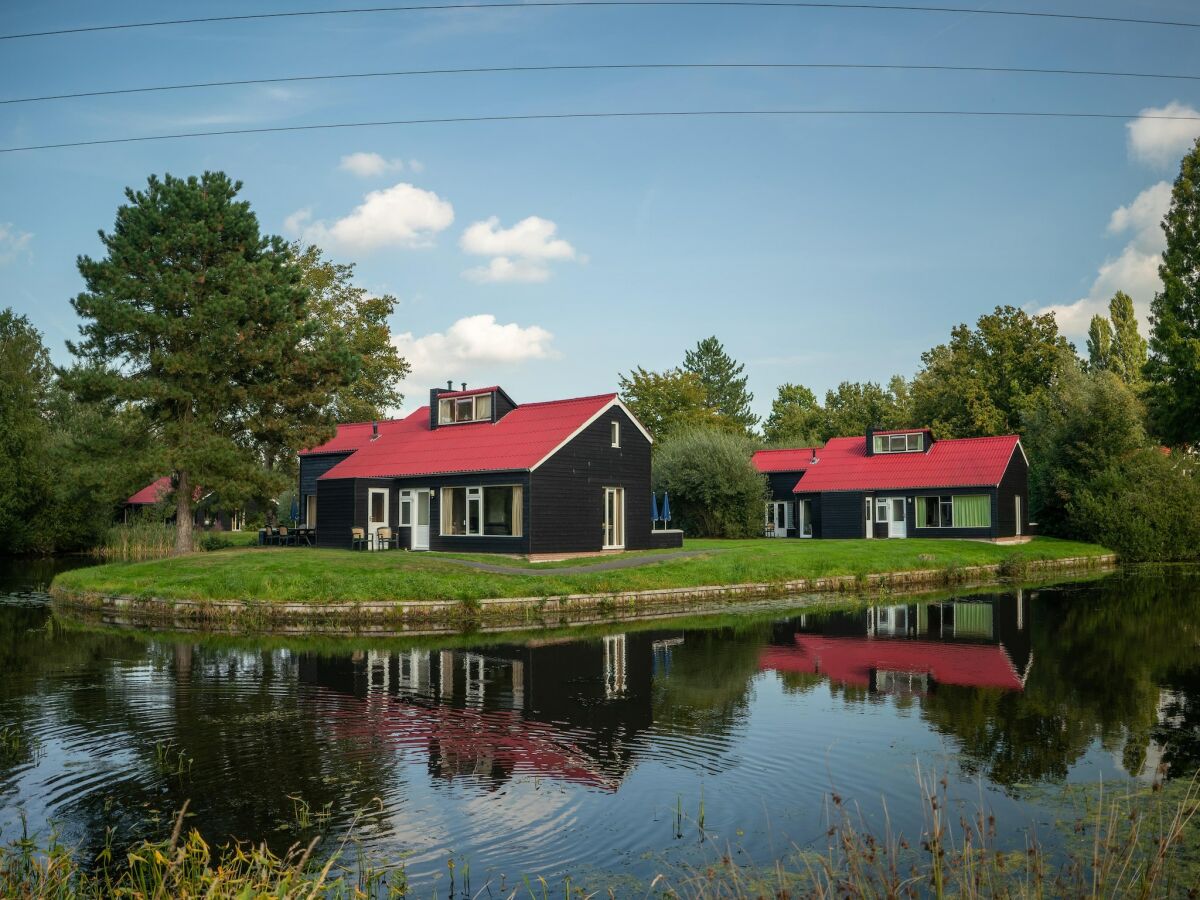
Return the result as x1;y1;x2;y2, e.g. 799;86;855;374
516;392;618;408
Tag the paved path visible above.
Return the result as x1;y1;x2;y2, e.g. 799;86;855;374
432;549;713;576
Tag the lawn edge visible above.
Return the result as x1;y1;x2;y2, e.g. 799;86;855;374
49;552;1117;633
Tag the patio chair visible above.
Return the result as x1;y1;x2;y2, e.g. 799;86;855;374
351;527;372;551
266;526;280;546
376;527;396;550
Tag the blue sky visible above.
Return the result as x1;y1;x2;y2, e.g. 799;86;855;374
2;1;1199;419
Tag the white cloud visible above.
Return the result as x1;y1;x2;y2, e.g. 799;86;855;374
392;314;557;382
1127;102;1200;168
463;257;552;284
459;215;580;283
0;223;32;265
287;183;454;252
1037;181;1169;337
339;152;405;177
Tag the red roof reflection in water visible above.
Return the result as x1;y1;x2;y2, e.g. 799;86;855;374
321;689;620;791
760;636;1025;692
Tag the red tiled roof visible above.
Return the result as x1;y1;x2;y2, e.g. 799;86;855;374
760;634;1024;691
756;434;1021;493
319;393;620;480
126;476;172;506
299;416;416;456
751;448;819;473
125;476;203;505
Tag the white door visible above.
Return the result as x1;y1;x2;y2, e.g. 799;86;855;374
764;502;790;537
865;497;874;539
1015;496;1022;536
798;498;813;538
367;488;389;550
887;497;907;538
603;487;625;549
413;490;431;550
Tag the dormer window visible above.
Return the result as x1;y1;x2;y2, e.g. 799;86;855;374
873;432;923;454
439;392;492;425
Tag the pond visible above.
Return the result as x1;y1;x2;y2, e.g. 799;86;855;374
1;560;1198;893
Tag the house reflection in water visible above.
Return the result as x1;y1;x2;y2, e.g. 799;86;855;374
760;591;1033;695
297;632;670;792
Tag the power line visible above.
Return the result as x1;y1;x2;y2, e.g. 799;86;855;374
2;1;1198;41
4;107;1199;154
8;61;1200;106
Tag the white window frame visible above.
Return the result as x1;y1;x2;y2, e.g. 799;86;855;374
399;490;413;526
611;420;621;448
440;484;523;537
874;432;924;454
439;392;494;426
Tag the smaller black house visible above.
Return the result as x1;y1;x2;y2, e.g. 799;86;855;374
752;428;1029;540
299;384;682;557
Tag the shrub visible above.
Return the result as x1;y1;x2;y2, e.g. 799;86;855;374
1072;449;1200;562
652;427;767;538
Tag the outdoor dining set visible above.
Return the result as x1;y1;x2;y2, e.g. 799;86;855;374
258;526;316;547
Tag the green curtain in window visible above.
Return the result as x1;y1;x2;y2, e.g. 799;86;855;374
952;494;990;528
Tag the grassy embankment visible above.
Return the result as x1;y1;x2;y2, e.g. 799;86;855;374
52;536;1109;605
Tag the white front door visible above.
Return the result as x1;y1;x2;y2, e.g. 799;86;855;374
798;498;813;538
367;488;389;550
886;497;907;538
603;487;625;549
1015;496;1022;536
765;501;791;537
413;490;431;550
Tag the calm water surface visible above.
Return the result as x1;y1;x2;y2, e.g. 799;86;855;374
1;560;1198;892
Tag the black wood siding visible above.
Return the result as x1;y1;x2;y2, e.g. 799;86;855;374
299;453;352;526
314;478;355;548
994;445;1030;537
529;405;652;554
820;492;866;539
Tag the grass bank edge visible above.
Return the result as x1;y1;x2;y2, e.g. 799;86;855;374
50;537;1112;606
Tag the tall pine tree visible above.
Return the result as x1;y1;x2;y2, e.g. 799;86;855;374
683;336;757;432
1148;138;1200;445
65;172;357;553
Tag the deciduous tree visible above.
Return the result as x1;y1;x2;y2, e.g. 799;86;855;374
763;383;823;446
652;427;767;537
1147;137;1200;445
293;243;410;421
1108;291;1147;388
618;366;732;439
1086;314;1113;373
911;305;1076;438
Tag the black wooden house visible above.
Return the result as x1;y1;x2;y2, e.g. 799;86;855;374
753;428;1029;540
299;384;682;557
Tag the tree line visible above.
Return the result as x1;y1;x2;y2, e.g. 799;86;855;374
632;138;1200;560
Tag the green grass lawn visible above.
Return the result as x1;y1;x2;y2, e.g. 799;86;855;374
51;536;1110;605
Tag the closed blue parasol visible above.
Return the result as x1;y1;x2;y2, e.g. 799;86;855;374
650;491;660;527
290;495;299;523
661;491;671;526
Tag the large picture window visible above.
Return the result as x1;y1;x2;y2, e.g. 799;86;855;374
916;494;991;528
441;485;523;536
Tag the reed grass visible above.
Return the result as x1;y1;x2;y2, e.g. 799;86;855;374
1;771;1194;898
91;523;257;562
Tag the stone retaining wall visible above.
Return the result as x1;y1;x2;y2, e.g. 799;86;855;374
50;553;1116;634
